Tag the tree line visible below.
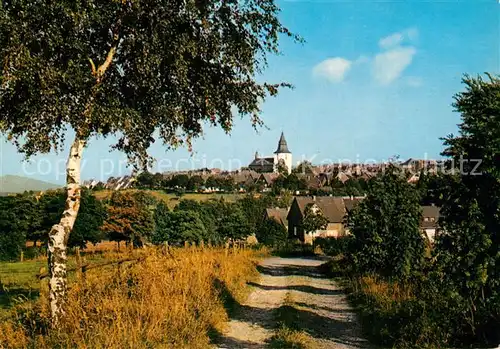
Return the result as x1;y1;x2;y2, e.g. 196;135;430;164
132;169;369;196
0;191;290;261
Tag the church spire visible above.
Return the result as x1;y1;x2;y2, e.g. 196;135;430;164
274;132;291;154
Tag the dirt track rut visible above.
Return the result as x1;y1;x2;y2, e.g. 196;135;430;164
216;257;370;349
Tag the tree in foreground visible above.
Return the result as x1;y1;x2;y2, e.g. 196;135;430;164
346;165;425;280
0;1;297;323
435;74;500;344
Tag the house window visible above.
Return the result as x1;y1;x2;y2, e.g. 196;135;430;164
424;217;429;222
430;217;435;222
293;227;297;236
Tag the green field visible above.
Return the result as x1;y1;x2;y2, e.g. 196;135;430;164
0;253;110;320
0;259;45;319
93;190;246;209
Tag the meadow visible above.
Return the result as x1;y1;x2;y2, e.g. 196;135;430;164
0;245;263;348
93;189;246;209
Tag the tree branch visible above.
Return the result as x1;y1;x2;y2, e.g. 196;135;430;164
96;45;117;83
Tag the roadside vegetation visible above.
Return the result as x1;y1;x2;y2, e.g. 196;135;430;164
269;293;316;349
321;75;500;348
0;246;262;348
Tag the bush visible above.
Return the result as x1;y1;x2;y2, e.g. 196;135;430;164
256;218;288;247
274;240;315;257
313;237;349;257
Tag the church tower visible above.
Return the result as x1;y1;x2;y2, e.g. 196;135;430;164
273;132;292;174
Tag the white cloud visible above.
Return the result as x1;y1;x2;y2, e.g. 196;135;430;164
379;33;404;49
378;28;418;49
312;57;352;83
406;27;419;41
372;46;417;85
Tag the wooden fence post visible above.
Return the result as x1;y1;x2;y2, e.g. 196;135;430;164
75;247;82;280
38;267;45;290
81;264;87;283
20;250;24;262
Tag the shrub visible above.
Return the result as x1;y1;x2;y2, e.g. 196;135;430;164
313;237;349;257
256;218;288;247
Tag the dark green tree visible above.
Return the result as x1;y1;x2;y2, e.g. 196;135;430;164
346;166;425;280
69;190;107;249
135;171;155;189
276;159;289;175
0;0;297;321
186;175;204;191
218;208;251;242
256;218;288;247
283;173;307;192
35;190;106;248
271;174;286;194
237;195;279;236
169;174;190;189
434;74;500;344
205;176;222;190
293;161;314;175
344;178;363;196
151;210;207;245
175;199;218;242
0;195;37;261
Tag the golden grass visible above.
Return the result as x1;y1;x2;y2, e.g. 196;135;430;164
269;294;316;349
269;326;315;349
355;276;414;310
0;247;261;349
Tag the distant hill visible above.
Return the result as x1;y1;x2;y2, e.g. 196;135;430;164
0;175;61;194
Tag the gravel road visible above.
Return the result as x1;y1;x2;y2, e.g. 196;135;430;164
216;256;371;349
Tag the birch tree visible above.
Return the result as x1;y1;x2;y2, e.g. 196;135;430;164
0;0;297;325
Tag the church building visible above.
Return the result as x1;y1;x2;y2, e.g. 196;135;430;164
248;132;292;174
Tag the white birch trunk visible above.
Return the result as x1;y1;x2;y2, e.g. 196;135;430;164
47;137;85;326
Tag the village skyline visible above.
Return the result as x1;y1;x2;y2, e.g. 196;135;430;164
1;1;497;183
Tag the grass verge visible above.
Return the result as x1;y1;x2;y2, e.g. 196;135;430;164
0;247;261;348
268;293;316;349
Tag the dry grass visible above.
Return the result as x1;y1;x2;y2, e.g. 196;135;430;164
0;247;262;349
354;276;414;310
269;294;316;349
269;326;315;349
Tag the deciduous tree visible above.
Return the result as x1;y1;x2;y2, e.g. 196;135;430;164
346;166;425;280
435;74;500;343
0;0;296;321
152;209;207;245
102;191;154;247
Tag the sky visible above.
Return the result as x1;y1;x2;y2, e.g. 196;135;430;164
1;0;499;184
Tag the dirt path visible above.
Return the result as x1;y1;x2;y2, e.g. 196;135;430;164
215;257;370;349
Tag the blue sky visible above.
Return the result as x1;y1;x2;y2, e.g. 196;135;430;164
1;0;499;184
